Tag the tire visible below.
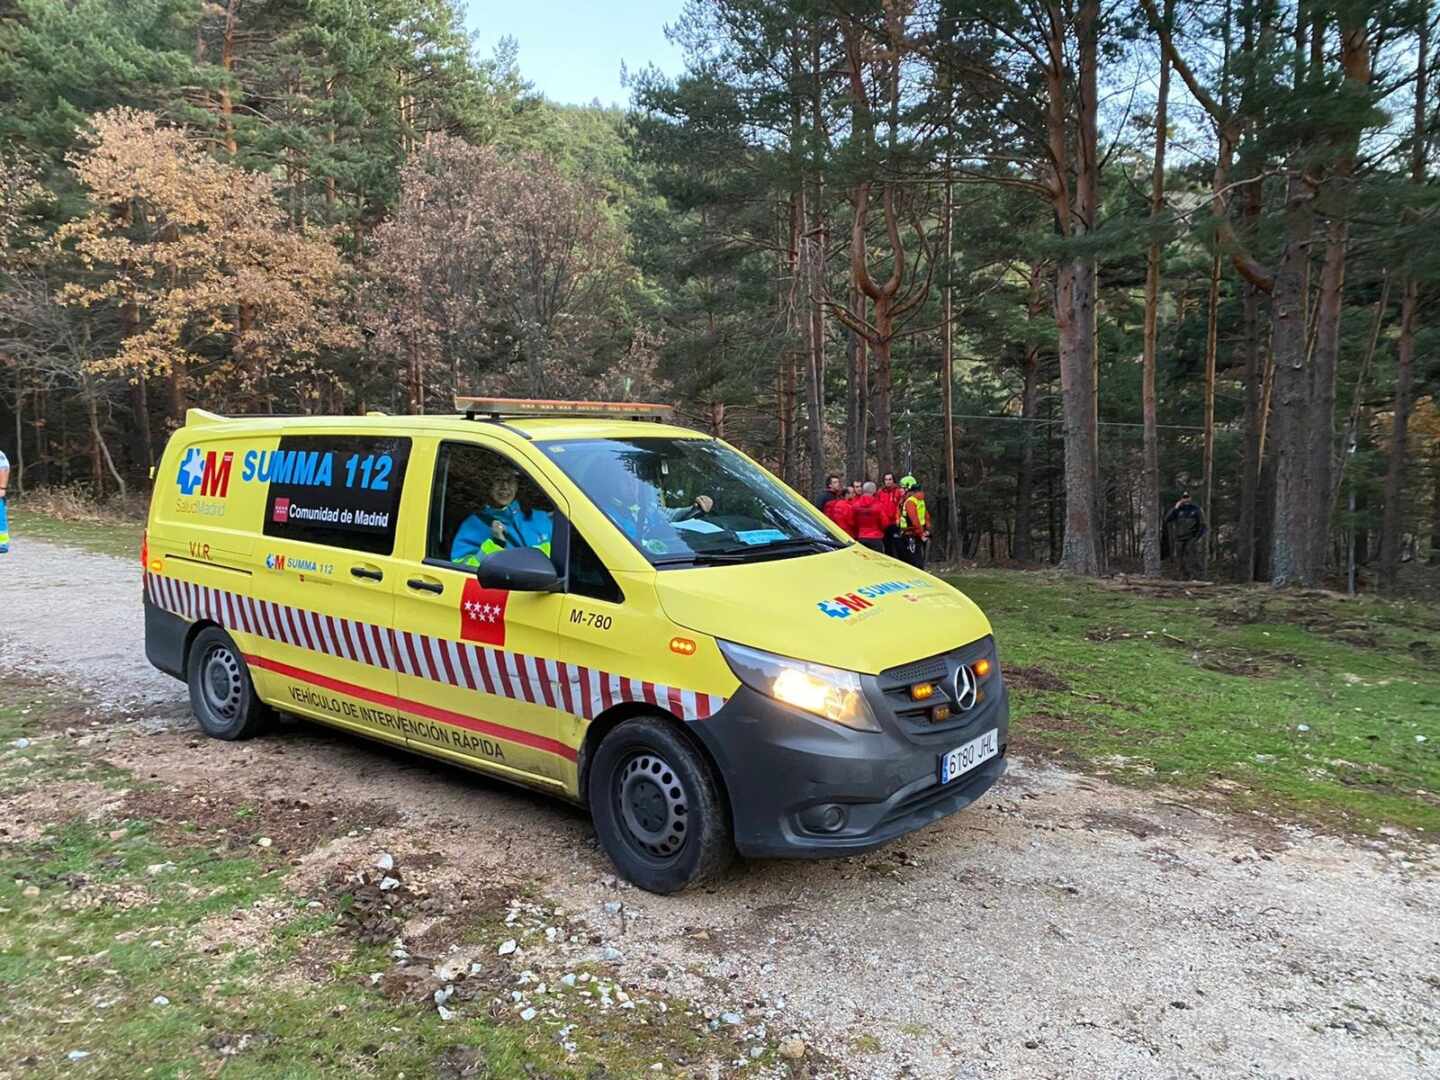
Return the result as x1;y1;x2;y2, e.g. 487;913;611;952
588;715;735;894
186;626;273;741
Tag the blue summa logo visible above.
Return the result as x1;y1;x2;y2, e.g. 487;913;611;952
177;447;206;495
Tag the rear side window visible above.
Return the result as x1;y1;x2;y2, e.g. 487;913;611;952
259;434;411;555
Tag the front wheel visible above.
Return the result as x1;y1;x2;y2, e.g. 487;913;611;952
588;716;735;894
186;626;273;740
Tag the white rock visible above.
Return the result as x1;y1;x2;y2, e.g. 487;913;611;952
603;900;623;915
520;1007;538;1021
374;853;395;871
721;1011;743;1025
378;876;400;891
561;973;578;988
11;738;31;749
498;939;517;956
434;957;469;982
66;1051;90;1062
437;1004;455;1022
1296;724;1310;732
256;837;273;848
152;995;170;1006
601;946;622;961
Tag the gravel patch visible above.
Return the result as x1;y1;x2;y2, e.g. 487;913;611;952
3;537;1437;1078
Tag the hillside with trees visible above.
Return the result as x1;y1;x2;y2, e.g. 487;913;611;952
1;0;1436;590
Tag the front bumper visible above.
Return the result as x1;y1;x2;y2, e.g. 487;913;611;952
688;674;1009;859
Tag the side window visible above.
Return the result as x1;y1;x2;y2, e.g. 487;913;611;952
428;442;557;570
260;434;410;555
568;528;624;605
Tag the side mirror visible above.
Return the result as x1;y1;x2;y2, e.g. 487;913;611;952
477;546;561;592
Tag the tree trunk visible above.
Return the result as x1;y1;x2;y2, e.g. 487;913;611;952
1056;257;1103;574
1014;347;1040;562
1380;9;1427;590
1043;0;1104;576
1269;165;1318;585
167;370;186;428
1237;173;1265;581
871;300;895;478
1201;246;1220;572
1430;445;1440;565
941;174;959;562
1140;0;1171;577
845;284;868;480
219;0;240;156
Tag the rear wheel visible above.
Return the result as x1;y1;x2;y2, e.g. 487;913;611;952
588;716;734;894
186;626;273;740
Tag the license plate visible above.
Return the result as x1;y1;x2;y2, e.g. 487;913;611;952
938;729;999;784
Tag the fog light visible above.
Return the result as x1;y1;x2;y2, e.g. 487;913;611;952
973;658;992;678
799;803;848;833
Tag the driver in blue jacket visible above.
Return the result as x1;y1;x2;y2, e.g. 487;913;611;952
451;470;553;567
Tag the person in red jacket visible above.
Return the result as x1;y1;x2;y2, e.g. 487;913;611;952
877;471;905;557
851;481;887;552
817;473;856;537
825;490;856;537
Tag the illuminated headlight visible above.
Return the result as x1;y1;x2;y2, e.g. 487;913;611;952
717;641;881;732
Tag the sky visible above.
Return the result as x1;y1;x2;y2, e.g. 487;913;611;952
466;1;688;108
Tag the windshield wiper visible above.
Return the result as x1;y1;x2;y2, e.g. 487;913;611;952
705;536;847;561
744;536;847;554
652;536;847;568
651;552;754;567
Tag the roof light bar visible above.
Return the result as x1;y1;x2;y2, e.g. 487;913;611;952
454;396;675;421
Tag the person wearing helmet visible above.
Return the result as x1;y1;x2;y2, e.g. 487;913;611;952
898;474;928;568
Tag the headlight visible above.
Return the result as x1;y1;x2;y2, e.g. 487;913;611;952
717;640;881;732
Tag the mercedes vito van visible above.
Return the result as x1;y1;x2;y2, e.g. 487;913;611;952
143;399;1009;892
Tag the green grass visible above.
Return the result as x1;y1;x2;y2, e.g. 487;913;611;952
953;570;1440;835
6;507;145;560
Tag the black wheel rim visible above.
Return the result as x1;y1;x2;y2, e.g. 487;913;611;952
200;643;244;722
613;750;689;863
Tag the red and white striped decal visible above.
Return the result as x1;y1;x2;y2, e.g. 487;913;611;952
145;572;727;724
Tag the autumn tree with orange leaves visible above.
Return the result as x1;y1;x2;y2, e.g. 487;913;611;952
54;109;357;416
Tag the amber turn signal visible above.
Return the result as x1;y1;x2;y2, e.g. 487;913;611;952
972;658;992;678
910;681;936;701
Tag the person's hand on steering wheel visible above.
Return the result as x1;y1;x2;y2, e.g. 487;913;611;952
693;494;714;514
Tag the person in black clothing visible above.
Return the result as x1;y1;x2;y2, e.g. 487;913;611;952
816;473;843;510
1164;492;1207;579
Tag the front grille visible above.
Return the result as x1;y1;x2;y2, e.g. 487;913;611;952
877;637;998;734
883;656;949;685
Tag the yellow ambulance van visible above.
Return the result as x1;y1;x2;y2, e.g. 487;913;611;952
143;399;1008;892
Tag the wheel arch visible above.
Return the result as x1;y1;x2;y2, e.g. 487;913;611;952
577;703;734;833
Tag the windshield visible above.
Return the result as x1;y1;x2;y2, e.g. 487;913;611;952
540;437;846;566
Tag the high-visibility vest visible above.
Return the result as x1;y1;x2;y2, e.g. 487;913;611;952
901;492;927;535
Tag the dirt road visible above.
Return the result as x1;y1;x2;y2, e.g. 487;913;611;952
2;538;1437;1078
